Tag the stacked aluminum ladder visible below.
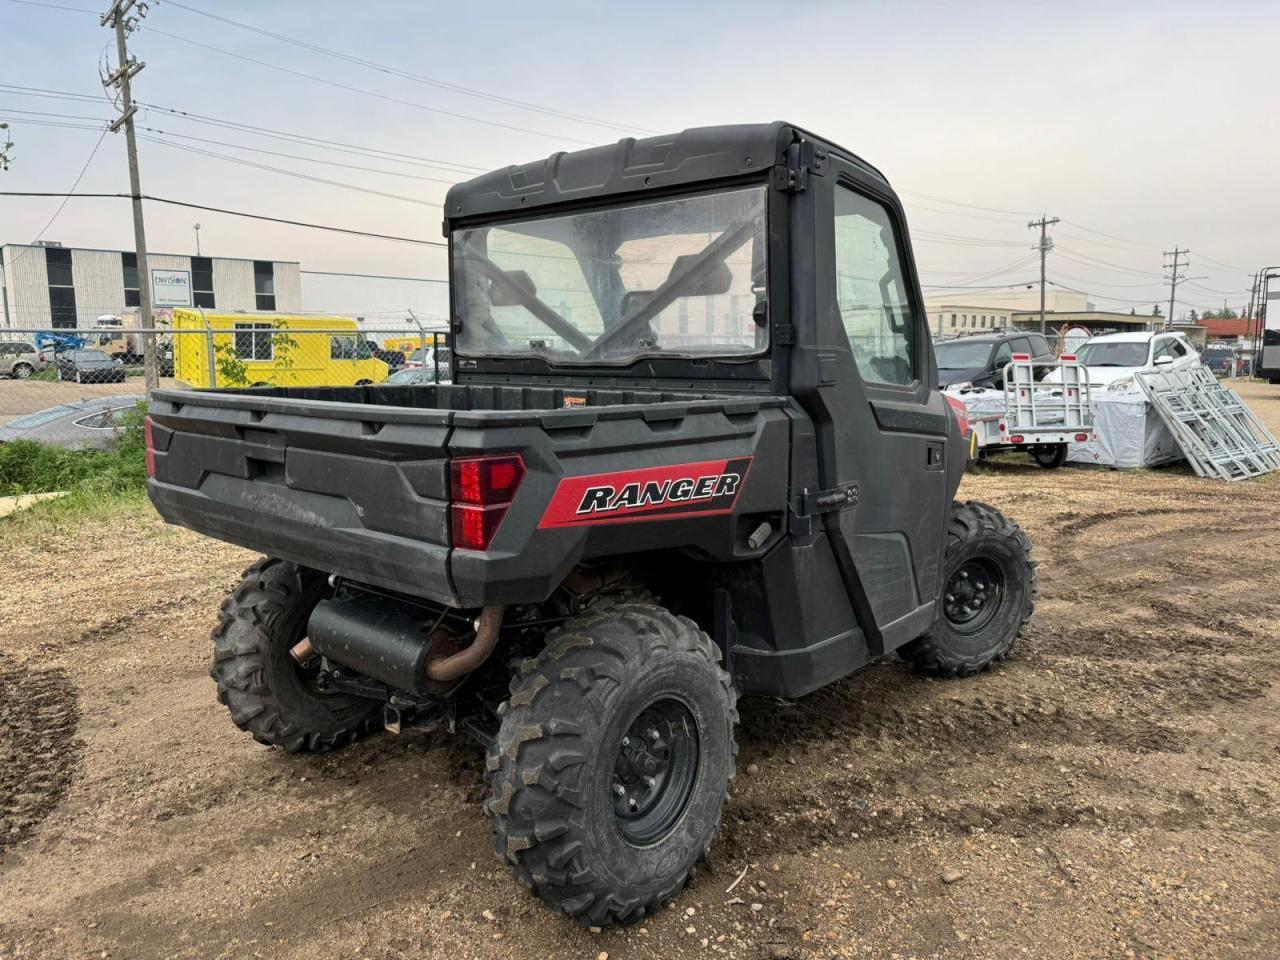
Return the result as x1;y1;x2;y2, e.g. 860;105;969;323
1135;365;1280;481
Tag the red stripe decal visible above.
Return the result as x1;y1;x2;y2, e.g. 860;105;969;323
538;457;752;529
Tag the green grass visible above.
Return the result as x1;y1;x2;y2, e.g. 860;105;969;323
0;402;149;508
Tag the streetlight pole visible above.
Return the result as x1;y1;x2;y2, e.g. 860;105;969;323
193;222;201;256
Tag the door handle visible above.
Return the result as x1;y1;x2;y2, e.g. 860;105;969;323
926;442;944;470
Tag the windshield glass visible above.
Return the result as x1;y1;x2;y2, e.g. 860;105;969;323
934;340;994;368
453;186;768;365
1077;341;1148;367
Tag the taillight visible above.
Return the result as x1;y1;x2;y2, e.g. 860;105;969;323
144;415;156;477
1075;433;1090;442
450;454;525;550
1009;435;1025;444
944;394;970;439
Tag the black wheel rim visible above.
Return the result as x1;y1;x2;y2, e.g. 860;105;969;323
1033;446;1059;465
942;557;1005;634
611;698;699;846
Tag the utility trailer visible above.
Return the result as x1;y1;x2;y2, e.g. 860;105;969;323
949;354;1094;469
146;123;1037;926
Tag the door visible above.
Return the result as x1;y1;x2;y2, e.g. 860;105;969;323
798;165;951;652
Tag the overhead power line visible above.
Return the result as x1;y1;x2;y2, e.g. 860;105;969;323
0;191;446;245
140;24;602;146
138;133;443;207
135;101;485;173
137;126;462;185
5;127;109;267
160;0;655;137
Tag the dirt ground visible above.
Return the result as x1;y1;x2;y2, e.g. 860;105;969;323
2;382;1279;960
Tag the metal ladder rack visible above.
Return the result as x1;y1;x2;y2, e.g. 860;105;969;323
1002;356;1091;432
1135;366;1280;481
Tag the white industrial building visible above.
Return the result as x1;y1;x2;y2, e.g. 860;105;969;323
0;242;301;328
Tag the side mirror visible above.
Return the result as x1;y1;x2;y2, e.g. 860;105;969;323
1154;355;1174;366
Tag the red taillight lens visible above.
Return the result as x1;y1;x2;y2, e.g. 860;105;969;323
1075;433;1090;442
1009;435;1025;444
450;454;525;549
144;415;156;478
451;454;526;505
451;504;508;550
944;394;970;439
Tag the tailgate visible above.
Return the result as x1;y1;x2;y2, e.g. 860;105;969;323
147;389;458;605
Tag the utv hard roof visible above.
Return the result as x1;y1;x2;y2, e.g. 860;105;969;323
443;122;886;226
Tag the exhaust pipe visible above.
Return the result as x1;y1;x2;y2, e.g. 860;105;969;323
427;606;503;682
299;591;503;693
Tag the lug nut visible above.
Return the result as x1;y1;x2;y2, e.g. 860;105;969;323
621;736;630;747
644;776;656;788
973;597;983;607
613;783;625;797
648;729;660;742
945;593;955;602
959;570;969;579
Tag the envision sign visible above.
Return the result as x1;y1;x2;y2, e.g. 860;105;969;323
151;268;192;307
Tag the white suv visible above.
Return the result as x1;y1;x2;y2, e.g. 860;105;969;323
1044;331;1200;389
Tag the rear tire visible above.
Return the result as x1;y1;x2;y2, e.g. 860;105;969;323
899;501;1035;677
11;363;33;380
485;600;737;926
210;558;380;753
1030;443;1068;469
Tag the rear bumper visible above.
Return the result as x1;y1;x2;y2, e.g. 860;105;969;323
149;478;458;606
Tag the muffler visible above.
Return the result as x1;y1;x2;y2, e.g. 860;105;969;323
296;590;503;694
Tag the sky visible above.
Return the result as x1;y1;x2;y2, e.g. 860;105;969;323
2;0;1277;320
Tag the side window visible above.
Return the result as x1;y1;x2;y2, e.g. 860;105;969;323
331;335;357;360
991;341;1013;369
1170;338;1188;357
1011;337;1033;356
1029;335;1051;357
833;185;917;386
1152;338;1173;362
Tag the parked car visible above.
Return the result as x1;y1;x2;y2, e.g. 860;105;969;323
404;345;452;374
362;338;407;370
1202;343;1251;378
0;395;145;449
1044;330;1200;389
0;339;48;379
933;331;1055;388
379;366;445;386
55;349;128;383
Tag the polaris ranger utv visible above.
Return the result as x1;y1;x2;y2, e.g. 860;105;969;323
146;122;1035;926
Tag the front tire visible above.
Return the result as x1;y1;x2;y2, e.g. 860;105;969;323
12;363;33;380
485;600;737;926
899;501;1035;677
211;558;380;753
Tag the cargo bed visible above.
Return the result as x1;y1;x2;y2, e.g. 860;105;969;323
147;383;791;608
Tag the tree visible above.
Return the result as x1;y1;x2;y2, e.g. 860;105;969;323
1152;304;1163;317
1188;309;1199;323
0;123;12;171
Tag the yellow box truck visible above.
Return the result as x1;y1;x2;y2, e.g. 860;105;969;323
171;310;389;388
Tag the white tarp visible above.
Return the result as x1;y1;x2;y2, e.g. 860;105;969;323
1066;387;1182;469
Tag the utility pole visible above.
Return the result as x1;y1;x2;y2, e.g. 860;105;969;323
194;222;201;256
1027;215;1059;335
102;0;157;392
1162;248;1188;331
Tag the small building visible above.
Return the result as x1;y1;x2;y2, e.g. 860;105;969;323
1008;309;1157;335
925;288;1092;336
0;242;301;329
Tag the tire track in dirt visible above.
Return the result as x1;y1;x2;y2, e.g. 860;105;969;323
0;655;81;857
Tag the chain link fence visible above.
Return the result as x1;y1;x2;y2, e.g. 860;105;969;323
0;316;450;431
